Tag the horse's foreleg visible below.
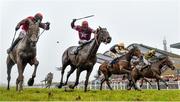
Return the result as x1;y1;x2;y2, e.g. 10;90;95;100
17;59;26;91
64;66;76;86
132;78;141;91
6;56;15;90
156;79;160;90
84;68;93;92
106;79;112;90
32;58;39;79
58;64;68;88
70;68;81;89
155;75;168;90
139;79;144;88
28;58;39;86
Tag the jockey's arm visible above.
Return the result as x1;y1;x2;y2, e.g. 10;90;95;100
115;46;120;53
39;22;50;30
15;18;29;30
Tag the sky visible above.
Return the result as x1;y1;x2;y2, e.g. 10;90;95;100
0;0;180;86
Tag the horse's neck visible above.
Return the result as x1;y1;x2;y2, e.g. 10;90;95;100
21;35;35;49
124;52;131;61
84;39;99;57
20;36;30;48
152;58;166;70
87;38;100;58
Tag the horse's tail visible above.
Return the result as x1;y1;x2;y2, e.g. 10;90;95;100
41;80;45;82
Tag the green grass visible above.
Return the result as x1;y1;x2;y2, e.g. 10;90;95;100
0;87;180;101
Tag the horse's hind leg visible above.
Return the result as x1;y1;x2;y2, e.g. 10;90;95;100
106;79;112;90
141;78;152;88
6;56;15;90
100;78;105;90
64;65;76;86
106;74;112;90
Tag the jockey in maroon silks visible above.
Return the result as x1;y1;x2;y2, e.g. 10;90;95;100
71;19;96;55
7;13;50;54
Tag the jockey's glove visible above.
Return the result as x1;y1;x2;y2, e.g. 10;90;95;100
72;19;77;22
46;22;50;26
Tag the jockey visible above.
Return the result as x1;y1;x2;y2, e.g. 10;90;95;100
145;49;156;60
139;49;157;70
108;42;129;68
7;13;50;54
130;55;144;70
71;19;96;55
109;42;128;59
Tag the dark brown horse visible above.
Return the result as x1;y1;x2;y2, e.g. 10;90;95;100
98;46;142;90
130;56;175;90
58;27;111;92
7;19;40;91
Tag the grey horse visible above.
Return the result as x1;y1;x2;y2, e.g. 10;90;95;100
41;72;53;88
58;27;111;92
6;19;40;91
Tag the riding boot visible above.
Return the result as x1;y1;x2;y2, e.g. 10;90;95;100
74;45;82;55
7;38;21;54
140;64;149;71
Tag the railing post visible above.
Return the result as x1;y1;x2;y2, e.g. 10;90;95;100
147;82;149;89
94;82;96;90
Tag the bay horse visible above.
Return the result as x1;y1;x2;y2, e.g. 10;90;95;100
130;56;175;90
58;27;111;92
98;46;143;90
7;19;40;91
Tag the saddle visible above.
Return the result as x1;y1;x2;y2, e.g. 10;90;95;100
70;39;93;55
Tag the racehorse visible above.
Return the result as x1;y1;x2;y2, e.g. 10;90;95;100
7;19;40;91
130;56;175;90
41;72;53;88
58;26;111;92
98;46;143;90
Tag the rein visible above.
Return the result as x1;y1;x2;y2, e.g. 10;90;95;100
38;29;45;37
94;31;99;46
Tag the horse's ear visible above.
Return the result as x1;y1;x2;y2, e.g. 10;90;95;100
95;28;100;33
99;26;102;30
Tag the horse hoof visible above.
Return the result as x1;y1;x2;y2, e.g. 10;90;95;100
136;88;141;91
27;78;34;86
69;85;74;89
57;82;64;88
57;85;62;88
